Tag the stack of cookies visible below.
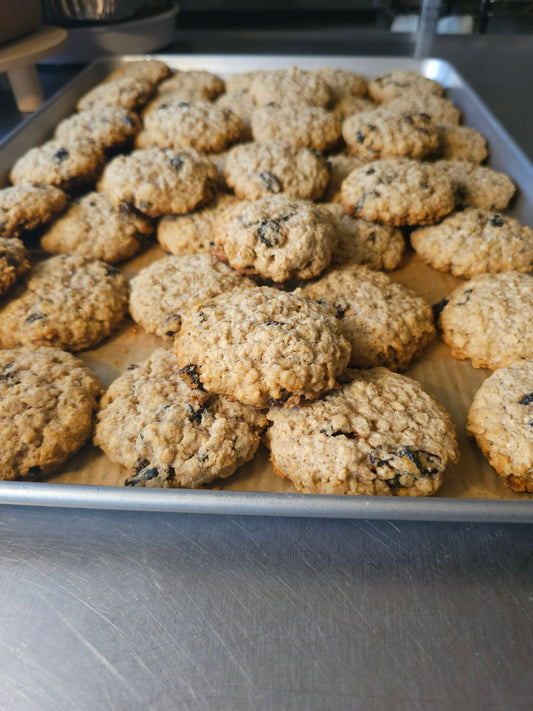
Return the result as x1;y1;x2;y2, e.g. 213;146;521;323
1;59;531;496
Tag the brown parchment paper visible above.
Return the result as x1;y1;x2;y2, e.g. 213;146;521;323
44;242;533;501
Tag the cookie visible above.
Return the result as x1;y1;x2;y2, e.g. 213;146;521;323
0;254;129;351
98;148;218;218
342;109;439;161
266;367;459;496
332;96;378;123
214;195;337;282
312;67;368;102
0;183;68;238
135;100;244;153
321;154;365;202
41;191;154;264
94;347;266;488
411;208;533;278
76;77;155;112
300;265;434;370
382;94;461;125
10;137;105;192
251;103;341;152
341;158;455;226
104;58;172;85
129;253;254;339
54;106;141;150
325;203;405;271
225;70;266;93
436;160;516;211
368;70;444;103
215;89;255;141
467;361;533;493
249;67;331;107
435;123;488;163
157;194;239;256
223;140;330;201
437;271;533;369
0;346;101;481
157;70;225;100
174;286;351;408
0;238;30;296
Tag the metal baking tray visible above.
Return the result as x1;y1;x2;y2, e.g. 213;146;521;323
1;54;533;523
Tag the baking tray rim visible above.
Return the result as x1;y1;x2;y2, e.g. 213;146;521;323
1;53;533;522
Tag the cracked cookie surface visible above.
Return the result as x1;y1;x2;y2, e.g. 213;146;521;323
266;367;459;496
94;347;266;488
174;286;351;408
0;346;101;480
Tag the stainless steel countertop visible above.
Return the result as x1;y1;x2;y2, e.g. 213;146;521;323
1;32;532;710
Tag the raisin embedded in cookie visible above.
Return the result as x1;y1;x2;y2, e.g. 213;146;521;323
223;140;330;201
435;123;488;163
10;138;105;192
94;348;266;488
325;203;404;271
438;271;533;369
76;77;155;112
174;286;351;408
0;238;30;297
129;253;254;339
341;158;455;226
135;100;244;153
0;346;101;480
54;106;141;151
368;70;444;103
41;191;154;264
214;195;337;282
266;367;459;496
436;160;516;211
0;254;129;351
251;103;341;152
249;66;331;107
0;183;68;238
300;265;434;370
411;208;533;278
98;148;218;217
342;109;439;162
157;194;239;256
467;361;533;493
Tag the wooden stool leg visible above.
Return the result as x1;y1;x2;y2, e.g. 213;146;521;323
6;64;44;112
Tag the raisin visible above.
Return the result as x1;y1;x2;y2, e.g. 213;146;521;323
163;313;182;335
257;218;283;247
197;311;208;323
356;130;366;143
259;171;282;194
365;167;375;175
105;266;120;277
177;102;190;108
369;445;442;484
335;304;348;319
197;452;209;463
420;181;430;190
26;312;45;324
519;393;533;405
432;297;449;321
139;200;153;212
264;320;283;326
52;148;69;164
491;214;504;227
456;289;473;306
170;156;184;170
320;429;356;439
401;115;414;126
188;403;207;423
0;364;19;385
27;465;42;478
178;363;205;390
126;363;138;371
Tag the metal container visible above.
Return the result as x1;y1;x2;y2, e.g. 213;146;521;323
1;54;533;522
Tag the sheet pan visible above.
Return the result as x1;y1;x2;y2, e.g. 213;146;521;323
1;54;533;522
